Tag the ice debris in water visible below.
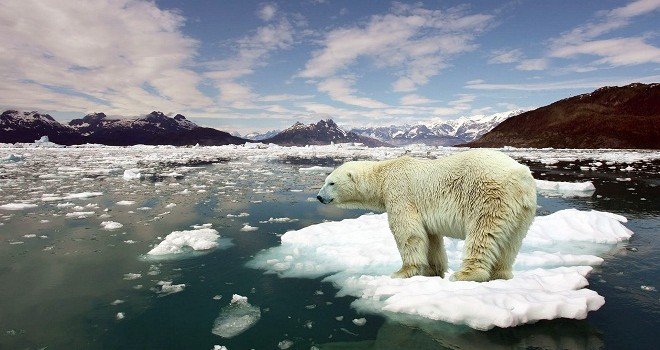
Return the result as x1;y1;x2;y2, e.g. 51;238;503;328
249;209;633;330
116;200;135;206
155;281;186;296
123;168;142;180
211;294;261;338
535;179;596;197
240;224;258;232
116;312;125;320
123;273;141;280
0;203;38;210
212;346;228;350
147;225;221;256
298;166;334;173
259;217;299;223
42;192;103;202
277;340;294;349
352;318;367;326
101;221;123;230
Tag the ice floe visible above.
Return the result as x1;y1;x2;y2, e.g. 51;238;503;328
250;209;633;330
240;224;258;232
535;179;596;197
147;225;226;257
123;168;142;180
101;221;123;230
211;294;261;338
155;281;186;296
0;203;38;210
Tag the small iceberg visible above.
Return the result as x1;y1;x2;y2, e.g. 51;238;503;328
211;294;261;338
535;179;596;197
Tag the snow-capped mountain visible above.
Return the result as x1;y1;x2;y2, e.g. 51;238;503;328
0;110;85;144
244;129;281;141
264;119;388;147
68;111;246;146
352;110;524;146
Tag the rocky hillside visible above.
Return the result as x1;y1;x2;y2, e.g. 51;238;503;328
263;119;388;147
351;110;523;146
466;83;660;149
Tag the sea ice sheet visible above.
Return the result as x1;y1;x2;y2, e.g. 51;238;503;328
249;209;633;330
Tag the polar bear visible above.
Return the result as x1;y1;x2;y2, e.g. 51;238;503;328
316;149;537;282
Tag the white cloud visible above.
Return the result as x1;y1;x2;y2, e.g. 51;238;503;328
0;0;212;115
551;37;660;66
258;3;278;21
488;49;524;64
516;58;549;71
465;75;660;91
399;94;434;105
205;19;295;108
317;77;389;108
299;4;492;98
549;0;660;67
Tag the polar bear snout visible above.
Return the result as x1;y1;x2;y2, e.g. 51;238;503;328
317;186;334;204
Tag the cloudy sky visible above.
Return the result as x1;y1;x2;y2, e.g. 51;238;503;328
1;0;658;133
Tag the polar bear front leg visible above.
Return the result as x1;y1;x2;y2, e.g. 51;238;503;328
388;209;430;278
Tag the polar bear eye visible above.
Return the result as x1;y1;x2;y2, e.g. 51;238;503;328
329;182;335;186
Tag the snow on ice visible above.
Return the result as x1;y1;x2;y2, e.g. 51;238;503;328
147;226;222;256
250;209;633;330
211;294;261;338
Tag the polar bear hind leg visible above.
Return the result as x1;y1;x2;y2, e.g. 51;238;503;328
490;206;535;280
427;234;448;278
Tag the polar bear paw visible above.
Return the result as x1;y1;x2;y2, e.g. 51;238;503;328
450;267;490;282
391;265;426;278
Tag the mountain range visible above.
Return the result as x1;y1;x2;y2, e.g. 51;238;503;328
350;110;524;146
1;110;246;146
467;83;659;149
263;119;388;147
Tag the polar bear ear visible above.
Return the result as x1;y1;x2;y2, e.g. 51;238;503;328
347;171;356;182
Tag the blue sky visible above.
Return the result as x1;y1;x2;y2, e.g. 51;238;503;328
0;0;658;133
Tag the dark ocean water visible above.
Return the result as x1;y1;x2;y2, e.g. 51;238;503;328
0;149;657;350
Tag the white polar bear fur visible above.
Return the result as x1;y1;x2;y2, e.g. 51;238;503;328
317;149;537;282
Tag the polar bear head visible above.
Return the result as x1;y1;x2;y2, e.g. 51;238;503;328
317;161;383;210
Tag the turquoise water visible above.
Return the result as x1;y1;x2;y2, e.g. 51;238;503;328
0;149;657;349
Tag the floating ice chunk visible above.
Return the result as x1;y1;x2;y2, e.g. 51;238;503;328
111;299;125;305
101;221;123;230
3;154;24;162
277;340;294;349
123;273;142;280
352;318;367;326
640;285;656;292
212;294;261;338
535;179;595;197
147;226;221;256
116;200;135;206
156;281;186;296
42;192;103;202
66;211;95;219
123;168;142;180
240;224;258;232
212;346;228;350
0;203;38;210
259;217;299;224
227;212;249;218
165;203;177;208
116;312;125;320
299;166;334;173
23;234;36;238
56;202;75;208
250;209;633;330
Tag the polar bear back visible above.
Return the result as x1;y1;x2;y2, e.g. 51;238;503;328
378;149;536;239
